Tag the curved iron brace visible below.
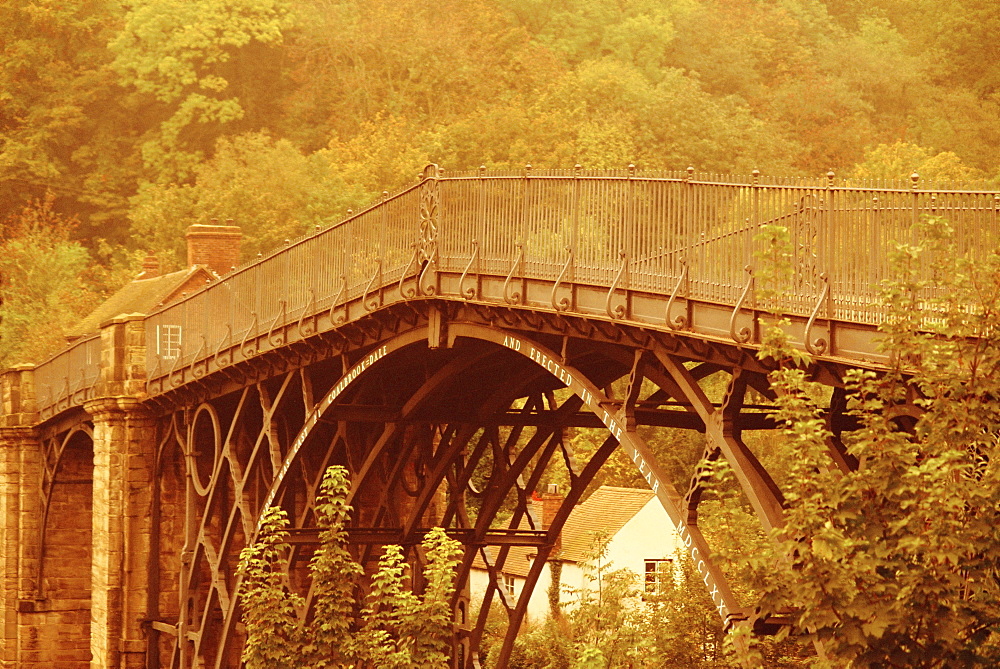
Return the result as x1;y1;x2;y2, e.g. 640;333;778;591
804;273;831;356
329;275;348;325
398;244;420;299
363;259;383;312
240;312;259;358
70;366;89;406
267;300;287;347
418;253;438;296
147;357;164;395
551;247;574;312
728;265;755;344
297;288;317;338
665;259;689;330
191;336;209;379
604;249;628;319
168;340;187;388
458;240;480;300
55;377;70;412
502;243;524;305
213;325;233;368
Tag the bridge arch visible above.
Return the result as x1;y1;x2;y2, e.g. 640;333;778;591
34;422;95;665
188;321;749;666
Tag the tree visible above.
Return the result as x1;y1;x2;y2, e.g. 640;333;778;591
752;217;1000;666
129;132;361;265
0;195;105;367
237;465;463;668
0;0;138;236
110;0;294;182
849;141;986;184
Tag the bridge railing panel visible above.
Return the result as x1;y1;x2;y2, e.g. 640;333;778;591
572;177;628;287
441;177;524;279
629;179;685;294
33;334;100;417
438;175;485;275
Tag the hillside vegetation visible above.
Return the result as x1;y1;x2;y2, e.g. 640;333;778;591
1;0;997;363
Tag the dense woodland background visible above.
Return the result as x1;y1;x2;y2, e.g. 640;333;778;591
5;3;1000;665
1;0;998;361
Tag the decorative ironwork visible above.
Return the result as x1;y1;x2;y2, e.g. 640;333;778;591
418;164;441;264
330;275;348;324
605;249;628;319
665;259;689;330
804;273;831;356
458;240;480;300
729;266;755;344
502;243;523;305
551;247;573;312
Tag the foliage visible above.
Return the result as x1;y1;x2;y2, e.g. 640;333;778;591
752;217;1000;666
237;465;464;668
0;0;136;233
849;141;987;184
486;527;807;668
236;506;304;668
110;0;294;182
129;132;359;265
5;0;1000;342
0;195;106;366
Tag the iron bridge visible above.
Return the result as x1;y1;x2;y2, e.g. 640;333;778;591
2;165;998;668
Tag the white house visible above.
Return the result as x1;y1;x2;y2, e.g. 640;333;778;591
470;486;683;623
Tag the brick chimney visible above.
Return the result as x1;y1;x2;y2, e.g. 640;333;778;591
541;484;564;553
185;221;242;275
141;255;160;279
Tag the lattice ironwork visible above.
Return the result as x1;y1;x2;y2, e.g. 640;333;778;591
120;307;869;667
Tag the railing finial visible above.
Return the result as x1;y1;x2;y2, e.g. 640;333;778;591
628;164;636;178
826;170;835;188
910;172;920;189
686;166;694;181
752;169;760;186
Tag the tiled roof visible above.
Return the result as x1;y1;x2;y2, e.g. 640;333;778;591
66;266;212;339
558;486;655;563
472;486;655;578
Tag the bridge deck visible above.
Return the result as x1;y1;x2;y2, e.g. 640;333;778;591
25;166;1000;422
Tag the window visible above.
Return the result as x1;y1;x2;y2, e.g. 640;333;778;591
644;559;673;595
157;325;183;360
502;572;516;597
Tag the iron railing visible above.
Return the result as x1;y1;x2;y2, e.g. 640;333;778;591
22;167;1000;418
33;334;102;420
